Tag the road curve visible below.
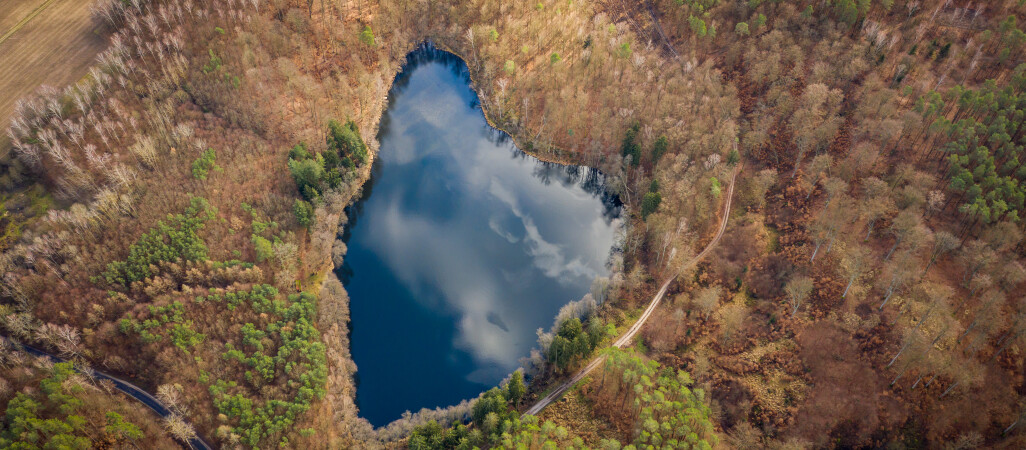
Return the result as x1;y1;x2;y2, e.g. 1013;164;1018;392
1;337;213;450
524;163;741;417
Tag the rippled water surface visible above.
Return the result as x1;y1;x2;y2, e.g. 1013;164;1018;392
340;47;621;426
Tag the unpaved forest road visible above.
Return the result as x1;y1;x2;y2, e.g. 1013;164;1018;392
524;163;741;417
0;337;213;450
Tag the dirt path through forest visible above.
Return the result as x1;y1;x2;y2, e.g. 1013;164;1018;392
524;162;742;417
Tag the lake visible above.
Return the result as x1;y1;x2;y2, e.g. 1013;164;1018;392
339;46;622;427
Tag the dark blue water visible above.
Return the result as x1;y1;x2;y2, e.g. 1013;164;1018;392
339;47;622;427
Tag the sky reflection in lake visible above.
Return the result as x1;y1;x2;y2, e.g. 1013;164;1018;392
339;47;621;426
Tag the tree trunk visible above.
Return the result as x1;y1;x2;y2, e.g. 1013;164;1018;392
940;380;959;398
885;236;903;260
890;362;912;386
825;234;838;255
810;241;823;262
887;342;909;368
922;254;939;276
880;283;897;310
925;373;939;388
891;304;908;325
888;307;939;367
988;329;1024;363
911;374;924;390
1005;418;1020;435
865;220;876;241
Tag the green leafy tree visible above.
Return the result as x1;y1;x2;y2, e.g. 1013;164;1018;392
547;317;602;372
191;148;221;180
688;16;707;37
754;13;767;29
288;158;325;201
105;412;143;441
288;142;311;161
728;148;741;165
471;388;511;425
710;177;722;197
617;42;632;59
359;25;375;46
833;0;859;25
294;199;314;227
652;135;669;163
506;370;526;407
641;192;662;219
326;119;368;166
734;22;750;36
621;122;642;166
252;235;273;262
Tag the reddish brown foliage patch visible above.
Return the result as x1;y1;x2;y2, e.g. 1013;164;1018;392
789;321;908;447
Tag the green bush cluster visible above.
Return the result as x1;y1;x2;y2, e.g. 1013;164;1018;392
194;284;281;312
673;0;717;14
651;135;668;164
642;178;663;220
293;199;314;227
602;348;717;449
621;122;642;166
623;124;671;169
409;380;529;449
359;25;375;46
252;236;273;262
191;148;222;180
326;119;368;168
119;301;205;350
202;48;223;74
409;387;596;449
287;120;367;203
923;70;1026;225
240;202;282;261
102;197;216;286
546;317;605;372
206;286;327;447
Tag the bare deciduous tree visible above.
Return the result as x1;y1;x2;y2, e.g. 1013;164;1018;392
785;275;814;315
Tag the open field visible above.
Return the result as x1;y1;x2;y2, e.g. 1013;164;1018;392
0;0;106;127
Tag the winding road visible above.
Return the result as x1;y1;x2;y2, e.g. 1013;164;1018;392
1;337;213;450
524;163;741;417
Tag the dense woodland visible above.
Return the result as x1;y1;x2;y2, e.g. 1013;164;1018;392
0;0;1025;448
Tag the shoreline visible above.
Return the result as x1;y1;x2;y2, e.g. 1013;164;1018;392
317;41;626;439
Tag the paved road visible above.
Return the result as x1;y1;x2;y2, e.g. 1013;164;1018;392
524;163;741;417
2;337;213;450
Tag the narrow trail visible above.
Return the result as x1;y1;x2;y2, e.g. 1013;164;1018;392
1;337;213;450
0;0;61;46
524;163;741;417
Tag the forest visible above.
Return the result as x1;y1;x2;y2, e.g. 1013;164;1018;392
0;0;1024;448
